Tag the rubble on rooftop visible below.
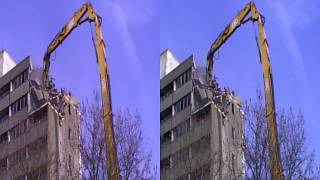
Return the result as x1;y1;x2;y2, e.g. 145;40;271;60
193;66;243;118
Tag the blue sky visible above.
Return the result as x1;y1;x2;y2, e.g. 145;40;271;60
161;0;320;162
0;0;159;177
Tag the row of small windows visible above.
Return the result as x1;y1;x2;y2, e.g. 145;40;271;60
160;93;191;125
0;69;28;102
160;68;192;101
0;136;47;173
0;119;27;146
160;83;173;101
174;163;210;180
11;94;28;114
0;108;9;125
161;107;211;145
0;84;10;101
12;69;28;90
161;119;191;145
176;68;192;89
160;108;172;124
161;135;210;170
0;107;47;146
14;165;47;180
174;93;191;113
0;94;29;126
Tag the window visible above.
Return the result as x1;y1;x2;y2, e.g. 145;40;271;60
13;175;26;180
232;103;235;114
68;155;72;169
160;131;171;145
0;83;10;101
160;108;172;124
12;69;28;90
0;108;9;125
174;94;191;113
0;158;7;171
161;83;173;101
10;120;27;140
9;147;27;167
31;107;47;125
191;135;210;155
26;166;47;180
11;94;28;114
68;128;71;139
231;127;235;139
190;164;210;180
0;132;8;145
194;106;210;125
68;104;71;115
176;68;192;89
28;136;47;155
232;153;235;172
160;156;171;170
172;146;190;167
173;119;190;139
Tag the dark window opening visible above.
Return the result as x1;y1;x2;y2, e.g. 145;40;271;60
0;158;7;172
10;120;28;140
0;131;8;145
11;94;28;114
30;106;47;125
68;128;71;139
68;155;72;169
160;156;171;170
0;107;9;125
161;82;173;101
232;153;235;172
161;131;171;145
160;107;172;124
193;106;210;124
232;103;235;114
231;127;235;139
12;69;28;90
176;68;192;89
0;83;10;101
173;119;190;139
174;94;191;113
68;104;71;115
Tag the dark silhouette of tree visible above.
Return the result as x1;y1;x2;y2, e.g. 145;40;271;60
80;92;156;180
244;92;319;180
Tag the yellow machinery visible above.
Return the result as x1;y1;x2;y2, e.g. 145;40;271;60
42;3;120;180
206;2;283;179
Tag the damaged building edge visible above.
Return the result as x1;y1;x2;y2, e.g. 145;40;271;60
160;50;245;180
0;51;81;180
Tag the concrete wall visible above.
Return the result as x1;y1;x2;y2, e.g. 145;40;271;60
160;52;244;180
0;56;81;180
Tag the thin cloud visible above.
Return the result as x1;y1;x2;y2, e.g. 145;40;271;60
107;0;157;29
271;2;312;117
107;2;148;104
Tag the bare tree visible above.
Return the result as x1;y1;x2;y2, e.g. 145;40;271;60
80;92;156;180
244;92;319;180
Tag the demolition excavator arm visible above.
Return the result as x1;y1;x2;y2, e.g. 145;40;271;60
42;3;120;180
206;2;283;179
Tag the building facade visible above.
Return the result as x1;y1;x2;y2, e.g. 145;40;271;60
0;50;80;180
160;50;244;180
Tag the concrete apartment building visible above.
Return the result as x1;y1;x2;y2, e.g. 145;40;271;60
0;50;80;180
160;50;244;180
